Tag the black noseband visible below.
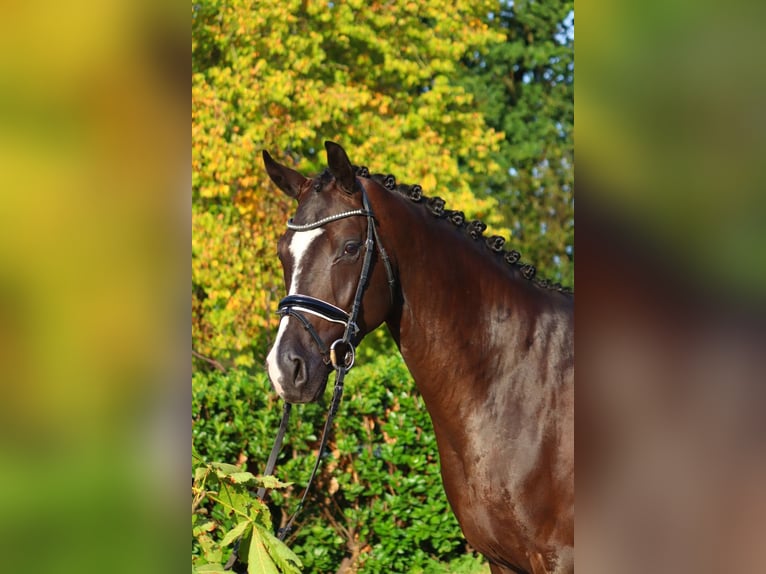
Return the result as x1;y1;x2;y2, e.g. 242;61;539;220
277;294;351;326
277;294;358;368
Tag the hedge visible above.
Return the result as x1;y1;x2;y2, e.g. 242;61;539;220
192;353;487;573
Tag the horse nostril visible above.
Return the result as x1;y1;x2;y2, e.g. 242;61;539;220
289;355;306;387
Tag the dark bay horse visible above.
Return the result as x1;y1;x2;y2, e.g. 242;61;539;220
263;142;574;574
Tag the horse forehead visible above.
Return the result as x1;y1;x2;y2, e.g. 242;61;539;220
288;227;325;265
284;227;324;288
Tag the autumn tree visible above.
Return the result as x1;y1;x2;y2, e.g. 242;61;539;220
192;0;508;367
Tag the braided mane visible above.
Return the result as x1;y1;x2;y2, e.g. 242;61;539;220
352;165;572;295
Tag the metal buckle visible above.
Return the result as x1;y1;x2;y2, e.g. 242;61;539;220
329;339;355;370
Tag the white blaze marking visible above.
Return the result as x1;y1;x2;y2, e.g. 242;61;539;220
266;228;324;395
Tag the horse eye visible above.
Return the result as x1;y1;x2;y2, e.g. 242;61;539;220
343;242;360;256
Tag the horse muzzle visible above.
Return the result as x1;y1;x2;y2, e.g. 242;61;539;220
266;342;331;403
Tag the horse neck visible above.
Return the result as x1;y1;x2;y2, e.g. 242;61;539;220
371;185;567;420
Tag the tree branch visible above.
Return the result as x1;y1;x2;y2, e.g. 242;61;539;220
192;348;227;373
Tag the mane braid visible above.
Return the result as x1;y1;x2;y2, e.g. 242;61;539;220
351;165;572;295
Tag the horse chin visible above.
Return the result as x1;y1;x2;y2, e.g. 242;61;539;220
307;375;331;402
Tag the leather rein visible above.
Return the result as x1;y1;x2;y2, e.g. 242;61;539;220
230;183;395;567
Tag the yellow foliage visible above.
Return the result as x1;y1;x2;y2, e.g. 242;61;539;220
192;0;506;365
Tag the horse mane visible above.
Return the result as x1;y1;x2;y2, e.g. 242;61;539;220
346;165;572;295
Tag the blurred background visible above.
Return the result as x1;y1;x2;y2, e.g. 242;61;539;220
577;0;766;571
1;0;763;571
0;1;188;573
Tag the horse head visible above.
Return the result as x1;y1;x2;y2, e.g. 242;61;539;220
263;141;396;403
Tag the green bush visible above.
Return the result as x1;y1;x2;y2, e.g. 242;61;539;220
192;353;486;573
192;457;302;574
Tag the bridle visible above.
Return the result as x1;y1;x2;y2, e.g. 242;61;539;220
277;183;396;371
226;181;395;568
271;182;394;533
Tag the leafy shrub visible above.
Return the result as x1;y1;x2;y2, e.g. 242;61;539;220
192;457;302;574
192;353;486;573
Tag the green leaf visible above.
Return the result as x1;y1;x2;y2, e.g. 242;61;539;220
211;462;241;475
194;565;228;573
216;489;251;518
194;466;209;483
256;523;302;574
197;533;222;564
228;471;256;484
192;520;217;537
247;525;279;574
255;475;291;489
220;520;252;548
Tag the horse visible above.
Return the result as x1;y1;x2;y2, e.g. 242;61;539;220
262;141;574;574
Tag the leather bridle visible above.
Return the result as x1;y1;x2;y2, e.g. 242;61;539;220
234;182;395;559
277;184;396;371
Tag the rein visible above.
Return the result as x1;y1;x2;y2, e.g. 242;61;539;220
225;183;394;570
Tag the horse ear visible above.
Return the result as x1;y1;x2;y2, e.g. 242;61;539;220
262;150;307;199
325;141;357;194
